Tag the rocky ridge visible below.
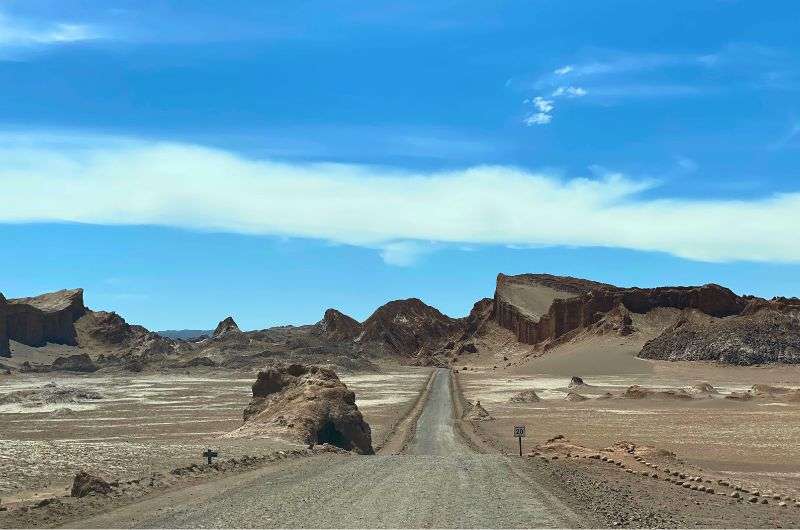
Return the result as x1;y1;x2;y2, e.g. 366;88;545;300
4;272;800;369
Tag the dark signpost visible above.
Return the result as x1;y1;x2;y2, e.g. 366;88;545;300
514;425;526;456
203;448;219;465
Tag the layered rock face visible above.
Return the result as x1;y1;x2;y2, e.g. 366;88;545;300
493;273;746;346
229;363;373;454
357;298;459;357
0;289;86;356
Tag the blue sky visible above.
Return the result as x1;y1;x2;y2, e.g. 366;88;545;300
1;1;799;329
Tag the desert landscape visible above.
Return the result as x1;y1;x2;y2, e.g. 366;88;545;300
1;272;799;527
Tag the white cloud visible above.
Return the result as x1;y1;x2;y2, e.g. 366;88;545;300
552;86;588;98
2;132;800;264
554;65;573;75
532;96;554;113
523;112;552;126
379;241;430;266
0;11;99;48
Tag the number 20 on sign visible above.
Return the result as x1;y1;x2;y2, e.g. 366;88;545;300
514;425;526;456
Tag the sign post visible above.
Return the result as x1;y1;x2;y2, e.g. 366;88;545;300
513;425;526;457
203;448;218;465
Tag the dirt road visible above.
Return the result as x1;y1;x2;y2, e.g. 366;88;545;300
70;369;581;528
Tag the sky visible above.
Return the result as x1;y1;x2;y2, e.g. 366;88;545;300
1;0;799;330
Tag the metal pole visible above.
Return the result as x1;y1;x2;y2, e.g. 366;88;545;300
518;436;522;457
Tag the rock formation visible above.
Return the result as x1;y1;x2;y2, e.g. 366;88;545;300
462;400;493;421
51;353;98;372
509;389;541;403
75;310;175;363
357;298;459;357
213;316;240;338
228;363;373;454
622;385;693;400
0;383;103;407
0;289;86;356
71;471;113;497
639;308;800;364
492;273;746;347
320;309;361;341
568;376;586;388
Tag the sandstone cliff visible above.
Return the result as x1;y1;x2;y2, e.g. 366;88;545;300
0;289;86;357
492;273;746;347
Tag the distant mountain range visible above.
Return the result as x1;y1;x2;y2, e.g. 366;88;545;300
2;273;799;370
155;329;212;340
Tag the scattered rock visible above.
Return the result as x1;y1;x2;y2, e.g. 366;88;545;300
462;400;494;421
509;389;541;403
71;471;113;498
51;353;97;373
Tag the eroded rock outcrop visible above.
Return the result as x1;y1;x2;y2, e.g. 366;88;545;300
0;289;87;356
509;389;541;403
71;471;113;498
51;353;98;373
462;400;493;421
492;274;747;347
228;363;373;454
320;309;362;341
357;298;459;357
639;308;800;365
213;317;240;338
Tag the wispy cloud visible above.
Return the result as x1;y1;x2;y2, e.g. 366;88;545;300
523;97;555;126
516;44;798;126
552;86;587;98
2;131;800;265
0;10;100;53
523;113;552;126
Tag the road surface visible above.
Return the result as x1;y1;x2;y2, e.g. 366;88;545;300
71;369;580;528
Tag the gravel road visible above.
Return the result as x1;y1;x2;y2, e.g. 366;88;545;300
70;369;581;528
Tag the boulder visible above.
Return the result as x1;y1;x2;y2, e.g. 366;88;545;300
228;363;373;454
51;353;97;373
509;389;541;403
623;385;692;400
568;376;586;388
71;471;112;497
462;400;494;421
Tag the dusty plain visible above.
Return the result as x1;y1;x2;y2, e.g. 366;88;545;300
459;336;800;507
0;362;431;506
